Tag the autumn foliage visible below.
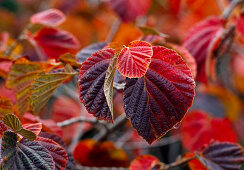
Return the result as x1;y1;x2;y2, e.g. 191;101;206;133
0;0;244;169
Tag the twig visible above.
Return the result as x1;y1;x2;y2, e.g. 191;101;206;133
94;114;127;141
4;24;32;57
222;0;244;19
161;155;196;170
57;116;99;127
106;19;121;42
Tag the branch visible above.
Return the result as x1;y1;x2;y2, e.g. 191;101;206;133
4;24;32;57
57;116;100;127
161;155;196;170
222;0;244;19
106;19;121;42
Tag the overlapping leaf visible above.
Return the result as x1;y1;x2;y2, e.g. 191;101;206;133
104;54;118;118
76;42;108;64
2;114;37;141
59;53;81;68
117;40;153;78
30;67;76;114
1;131;55;170
124;46;195;143
183;16;224;83
0;96;14;118
23;123;42;136
31;27;80;59
79;48;115;122
30;8;66;27
194;142;244;170
37;137;68;170
109;0;152;22
6;59;53;115
181;110;237;151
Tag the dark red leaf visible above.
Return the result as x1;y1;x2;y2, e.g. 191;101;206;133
117;40;153;78
37;137;68;170
183;16;224;83
31;28;80;59
79;48;115;122
30;9;66;27
124;46;195;143
197;142;244;170
109;0;152;22
181;110;237;151
1;131;55;170
130;155;160;170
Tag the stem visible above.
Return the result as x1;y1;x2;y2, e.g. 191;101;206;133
222;0;244;19
94;114;127;141
4;24;32;57
106;19;121;42
57;116;99;127
161;155;196;170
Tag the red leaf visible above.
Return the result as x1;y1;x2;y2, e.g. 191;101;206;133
181;110;237;151
32;28;80;59
124;46;195;143
168;0;181;15
130;155;159;170
79;48;115;122
37;136;68;170
30;9;66;27
183;17;224;83
23;123;42;136
117;40;153;78
109;0;152;22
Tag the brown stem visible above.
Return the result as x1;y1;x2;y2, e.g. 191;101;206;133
4;24;32;57
106;19;121;42
222;0;244;19
161;155;196;170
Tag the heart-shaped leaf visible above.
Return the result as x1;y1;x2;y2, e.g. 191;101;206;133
31;28;80;59
124;46;195;143
109;0;152;22
183;16;224;83
0;96;14;119
79;48;115;122
37;137;68;170
117;40;153;78
30;8;66;27
1;131;55;170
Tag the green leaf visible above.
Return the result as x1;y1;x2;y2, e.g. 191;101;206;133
2;114;22;132
1;131;55;170
6;59;53;115
104;54;118;119
30;71;75;113
0;96;14;119
18;128;36;141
